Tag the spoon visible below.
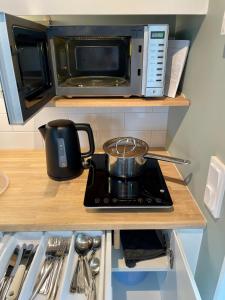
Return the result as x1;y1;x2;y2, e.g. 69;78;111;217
88;236;101;263
87;257;100;300
70;233;93;294
75;233;93;254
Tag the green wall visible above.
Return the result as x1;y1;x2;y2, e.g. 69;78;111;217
167;1;225;299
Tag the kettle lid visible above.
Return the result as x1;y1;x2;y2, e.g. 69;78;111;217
47;119;74;128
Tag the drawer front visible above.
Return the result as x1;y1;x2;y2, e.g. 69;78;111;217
0;231;106;300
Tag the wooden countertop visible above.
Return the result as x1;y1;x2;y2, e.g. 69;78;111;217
0;150;205;232
53;95;190;108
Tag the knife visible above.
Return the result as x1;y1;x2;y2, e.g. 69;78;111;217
21;245;38;285
0;245;21;299
6;244;34;300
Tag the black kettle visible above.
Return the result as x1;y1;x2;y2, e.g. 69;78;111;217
39;119;95;181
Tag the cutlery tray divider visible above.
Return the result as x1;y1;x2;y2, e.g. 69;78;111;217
0;232;43;283
20;230;73;300
0;233;12;257
58;230;105;300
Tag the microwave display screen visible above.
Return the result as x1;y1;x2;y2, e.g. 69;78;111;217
75;46;119;72
151;31;165;39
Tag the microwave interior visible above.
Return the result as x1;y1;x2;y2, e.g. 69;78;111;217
53;36;131;88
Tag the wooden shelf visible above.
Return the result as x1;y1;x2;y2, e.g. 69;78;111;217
112;247;170;272
1;0;208;15
53;95;190;108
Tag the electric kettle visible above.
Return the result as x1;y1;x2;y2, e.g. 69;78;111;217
39;119;95;180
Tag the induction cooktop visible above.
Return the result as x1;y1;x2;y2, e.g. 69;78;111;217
84;154;173;209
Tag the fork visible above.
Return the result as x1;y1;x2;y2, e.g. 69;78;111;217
47;238;70;300
30;237;70;300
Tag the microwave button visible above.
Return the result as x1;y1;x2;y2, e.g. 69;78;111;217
94;198;101;204
145;88;164;97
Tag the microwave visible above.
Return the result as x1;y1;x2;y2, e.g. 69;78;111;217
0;12;169;124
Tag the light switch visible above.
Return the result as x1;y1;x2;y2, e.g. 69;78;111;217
204;156;225;219
221;12;225;35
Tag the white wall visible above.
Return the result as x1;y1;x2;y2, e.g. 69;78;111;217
167;3;225;299
0;91;168;150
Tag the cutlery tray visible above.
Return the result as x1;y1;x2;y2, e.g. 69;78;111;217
0;231;105;300
0;232;43;281
0;232;11;256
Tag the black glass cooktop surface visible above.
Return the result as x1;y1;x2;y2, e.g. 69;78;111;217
84;154;173;209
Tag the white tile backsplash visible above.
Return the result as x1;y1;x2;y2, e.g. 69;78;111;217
68;112;124;131
34;107;69;130
0;113;13;131
125;112;168;130
150;130;167;147
0;97;6;114
0;96;169;149
0;132;37;149
96;129;152;151
12;117;35;132
152;107;169;113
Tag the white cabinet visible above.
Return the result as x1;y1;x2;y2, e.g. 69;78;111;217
0;229;202;300
105;230;202;300
0;0;209;16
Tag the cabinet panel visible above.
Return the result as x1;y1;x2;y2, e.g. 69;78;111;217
160;231;201;300
176;229;203;274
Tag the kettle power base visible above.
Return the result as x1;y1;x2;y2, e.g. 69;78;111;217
84;154;173;209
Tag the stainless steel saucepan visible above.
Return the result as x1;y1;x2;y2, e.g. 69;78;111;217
103;137;190;178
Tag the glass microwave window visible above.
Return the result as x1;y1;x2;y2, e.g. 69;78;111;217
13;27;51;105
75;46;119;72
18;45;44;95
151;31;165;39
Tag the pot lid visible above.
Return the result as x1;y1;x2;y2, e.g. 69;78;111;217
103;137;149;158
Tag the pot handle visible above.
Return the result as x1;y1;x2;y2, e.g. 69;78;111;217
75;123;95;158
144;153;191;165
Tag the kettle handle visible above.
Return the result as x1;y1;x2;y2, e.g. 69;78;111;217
75;123;95;158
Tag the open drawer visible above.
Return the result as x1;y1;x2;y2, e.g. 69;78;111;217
0;231;105;300
104;230;202;300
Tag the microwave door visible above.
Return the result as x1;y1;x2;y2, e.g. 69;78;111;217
0;13;55;124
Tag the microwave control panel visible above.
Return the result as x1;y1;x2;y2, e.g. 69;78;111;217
142;25;169;97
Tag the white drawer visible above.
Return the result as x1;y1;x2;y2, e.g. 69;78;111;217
0;232;11;256
104;230;202;300
0;230;202;300
0;231;106;300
